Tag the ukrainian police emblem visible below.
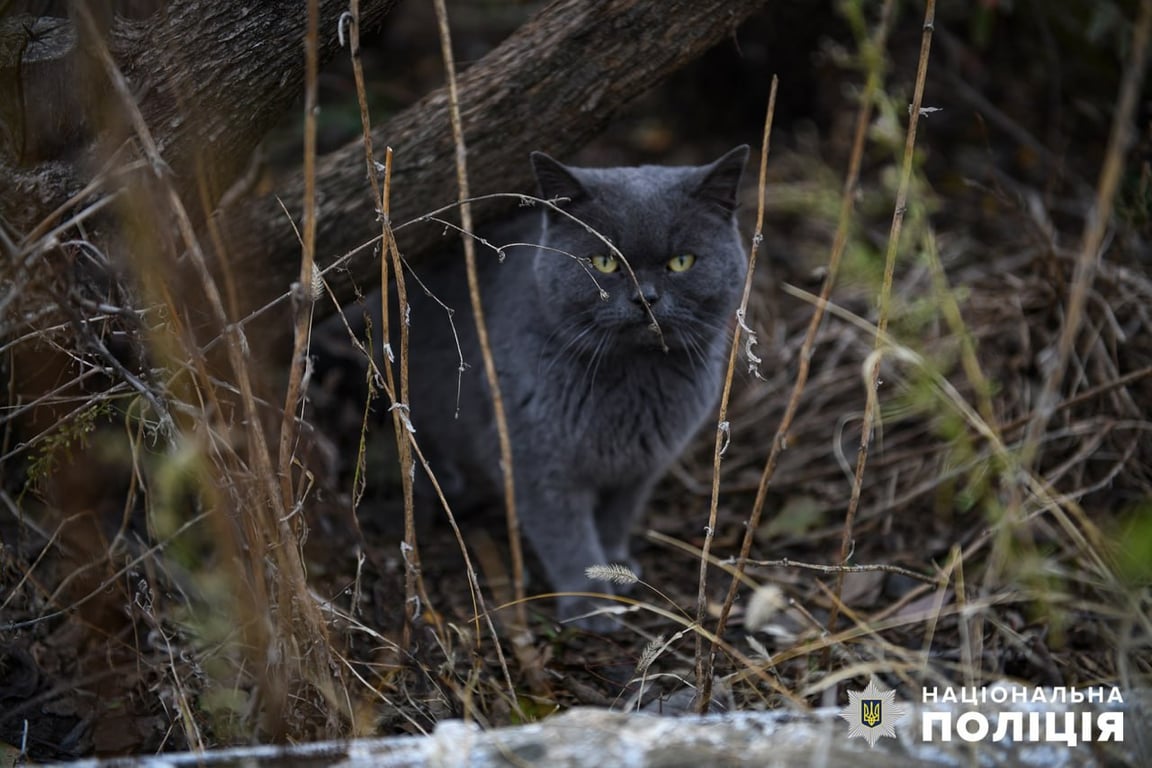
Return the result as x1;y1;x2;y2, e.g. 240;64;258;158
839;678;907;748
862;698;883;727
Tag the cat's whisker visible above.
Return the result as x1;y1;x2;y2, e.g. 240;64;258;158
539;312;598;378
585;329;613;399
573;328;607;400
679;333;706;382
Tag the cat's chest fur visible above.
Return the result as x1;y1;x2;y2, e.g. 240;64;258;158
513;331;719;481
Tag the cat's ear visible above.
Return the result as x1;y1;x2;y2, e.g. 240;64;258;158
692;145;750;213
531;152;588;205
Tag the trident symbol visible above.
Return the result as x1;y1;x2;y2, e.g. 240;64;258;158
861;699;882;728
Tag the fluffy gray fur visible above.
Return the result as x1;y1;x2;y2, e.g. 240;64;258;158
336;147;749;629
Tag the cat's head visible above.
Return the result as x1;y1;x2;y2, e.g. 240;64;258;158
529;147;749;355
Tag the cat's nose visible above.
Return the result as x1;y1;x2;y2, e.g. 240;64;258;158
631;283;661;306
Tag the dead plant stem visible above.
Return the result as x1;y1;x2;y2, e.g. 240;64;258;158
278;0;320;521
382;149;429;643
75;2;346;734
953;545;977;690
702;0;898;707
203;191;641;358
923;231;1000;435
982;0;1152;611
1019;0;1152;472
782;282;1115;580
916;546;961;668
743;556;940;585
74;5;277;512
432;0;523;712
694;77;777;712
432;0;526;631
828;0;936;639
348;1;382;207
343;0;428;646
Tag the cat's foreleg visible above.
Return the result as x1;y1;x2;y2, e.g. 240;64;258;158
594;480;658;581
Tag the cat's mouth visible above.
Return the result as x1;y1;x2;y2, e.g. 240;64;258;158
608;317;682;352
595;303;700;352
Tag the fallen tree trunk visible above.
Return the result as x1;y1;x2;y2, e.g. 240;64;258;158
4;0;772;339
218;0;774;323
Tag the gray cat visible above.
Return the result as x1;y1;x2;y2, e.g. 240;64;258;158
328;147;749;629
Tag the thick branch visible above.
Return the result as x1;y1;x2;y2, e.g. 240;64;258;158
221;0;773;318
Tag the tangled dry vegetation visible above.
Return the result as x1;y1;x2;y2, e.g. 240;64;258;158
2;0;1151;760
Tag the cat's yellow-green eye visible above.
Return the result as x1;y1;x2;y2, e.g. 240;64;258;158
668;253;696;273
590;254;619;274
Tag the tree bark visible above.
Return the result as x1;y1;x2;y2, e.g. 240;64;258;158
0;0;397;237
218;0;774;322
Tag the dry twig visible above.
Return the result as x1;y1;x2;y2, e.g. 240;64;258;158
829;0;937;638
